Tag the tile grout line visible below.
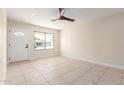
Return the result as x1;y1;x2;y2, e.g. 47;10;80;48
31;59;82;84
7;56;124;85
94;67;109;85
121;71;123;85
69;64;96;85
19;65;29;85
19;63;47;85
42;66;80;84
48;67;81;84
30;63;52;85
22;74;28;85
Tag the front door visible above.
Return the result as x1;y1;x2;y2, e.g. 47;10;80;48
8;27;29;62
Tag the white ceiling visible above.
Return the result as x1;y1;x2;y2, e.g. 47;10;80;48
7;8;124;30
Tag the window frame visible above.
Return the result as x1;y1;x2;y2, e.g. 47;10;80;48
34;31;55;51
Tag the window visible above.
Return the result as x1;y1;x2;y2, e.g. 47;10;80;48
34;32;54;50
46;33;54;49
34;32;45;50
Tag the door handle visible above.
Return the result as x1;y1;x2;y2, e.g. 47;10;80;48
25;44;29;48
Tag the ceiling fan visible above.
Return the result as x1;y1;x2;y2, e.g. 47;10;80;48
51;8;75;22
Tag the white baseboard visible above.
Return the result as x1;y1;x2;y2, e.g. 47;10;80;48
62;54;124;70
8;54;60;63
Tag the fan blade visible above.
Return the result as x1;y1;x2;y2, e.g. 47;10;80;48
59;8;64;16
51;18;60;21
63;16;75;22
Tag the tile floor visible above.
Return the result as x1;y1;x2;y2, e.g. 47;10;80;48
5;56;124;85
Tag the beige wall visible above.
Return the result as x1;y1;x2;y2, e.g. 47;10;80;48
0;9;7;83
61;12;124;69
8;20;60;62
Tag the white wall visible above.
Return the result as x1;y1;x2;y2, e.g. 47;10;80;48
61;12;124;69
8;20;60;62
0;9;7;84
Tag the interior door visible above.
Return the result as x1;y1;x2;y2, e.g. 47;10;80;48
8;27;29;62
